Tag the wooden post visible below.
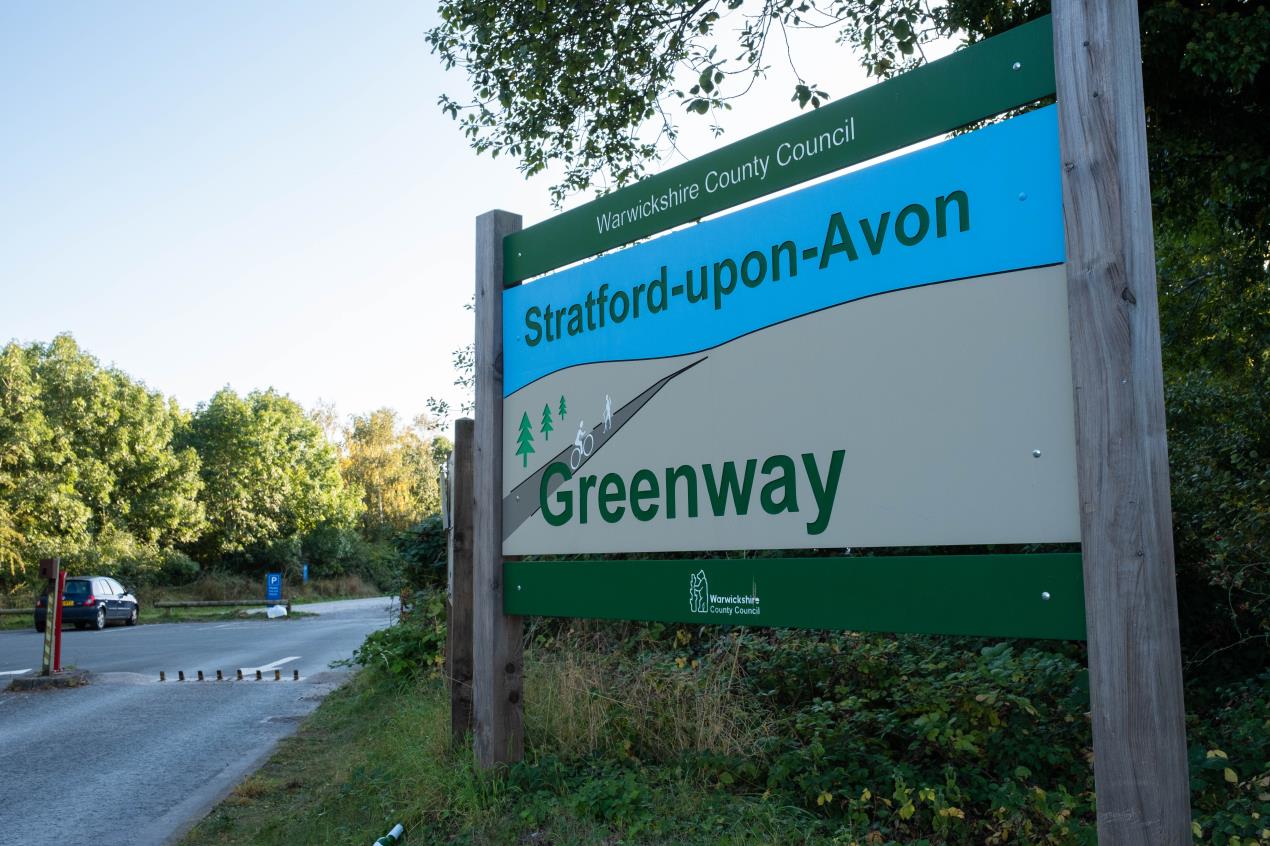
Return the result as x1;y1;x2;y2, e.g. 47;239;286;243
39;557;60;676
1052;4;1191;842
472;210;524;767
446;418;476;750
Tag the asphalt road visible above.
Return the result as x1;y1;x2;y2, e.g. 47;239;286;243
0;596;397;846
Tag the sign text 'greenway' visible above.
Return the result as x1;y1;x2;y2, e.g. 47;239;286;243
539;449;846;535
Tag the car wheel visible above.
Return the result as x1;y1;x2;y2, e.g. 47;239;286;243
94;607;107;630
126;605;138;626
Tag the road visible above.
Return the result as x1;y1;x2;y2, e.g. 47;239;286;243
0;596;396;846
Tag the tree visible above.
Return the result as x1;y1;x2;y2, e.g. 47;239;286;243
540;403;554;440
0;335;205;587
430;435;454;470
559;395;567;420
342;409;444;538
429;1;1267;225
426;1;920;204
180;388;362;564
0;340;75;578
516;411;535;468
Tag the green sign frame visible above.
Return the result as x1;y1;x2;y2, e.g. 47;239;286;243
503;16;1056;284
505;553;1085;640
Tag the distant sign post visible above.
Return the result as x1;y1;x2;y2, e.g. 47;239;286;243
39;557;63;676
470;4;1189;840
265;572;282;603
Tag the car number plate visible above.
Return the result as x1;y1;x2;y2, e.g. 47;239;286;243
62;600;74;606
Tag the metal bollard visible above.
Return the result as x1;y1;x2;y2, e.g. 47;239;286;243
178;671;185;682
293;669;299;681
159;671;165;682
236;669;243;681
255;670;262;680
197;670;204;681
216;670;223;681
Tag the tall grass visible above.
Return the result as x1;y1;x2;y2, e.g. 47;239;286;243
1;569;381;608
144;572;379;604
526;633;767;762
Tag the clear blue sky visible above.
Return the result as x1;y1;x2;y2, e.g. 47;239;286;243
0;2;914;426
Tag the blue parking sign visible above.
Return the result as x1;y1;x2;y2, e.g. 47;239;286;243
266;572;282;601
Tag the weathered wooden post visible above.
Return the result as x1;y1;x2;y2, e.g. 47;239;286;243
1052;3;1191;842
446;418;475;750
472;210;524;767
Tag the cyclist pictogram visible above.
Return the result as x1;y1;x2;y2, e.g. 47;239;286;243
570;420;595;470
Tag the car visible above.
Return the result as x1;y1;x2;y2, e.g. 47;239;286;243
34;576;139;632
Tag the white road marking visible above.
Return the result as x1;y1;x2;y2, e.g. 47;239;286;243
0;668;32;676
238;656;300;673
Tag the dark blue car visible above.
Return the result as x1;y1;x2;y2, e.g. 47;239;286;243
34;576;139;632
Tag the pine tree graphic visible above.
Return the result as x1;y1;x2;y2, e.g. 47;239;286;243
540;403;554;440
558;395;567;420
516;411;535;468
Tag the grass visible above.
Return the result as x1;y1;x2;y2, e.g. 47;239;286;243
0;613;31;630
143;606;316;624
0;603;317;631
175;609;1270;846
177;628;834;846
145;573;381;605
0;574;379;630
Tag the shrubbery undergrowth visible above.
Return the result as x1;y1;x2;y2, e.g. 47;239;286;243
335;596;1267;845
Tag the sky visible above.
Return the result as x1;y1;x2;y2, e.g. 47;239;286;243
0;2;951;428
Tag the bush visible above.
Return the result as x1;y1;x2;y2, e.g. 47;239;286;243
37;529;202;591
301;522;359;577
736;632;1095;842
347;590;446;682
395;515;447;592
300;524;405;592
1188;671;1270;845
1167;368;1270;680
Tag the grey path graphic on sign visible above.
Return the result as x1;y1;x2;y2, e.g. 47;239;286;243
502;356;706;541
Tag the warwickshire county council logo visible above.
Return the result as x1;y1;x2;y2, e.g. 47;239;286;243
689;570;709;614
688;569;762;617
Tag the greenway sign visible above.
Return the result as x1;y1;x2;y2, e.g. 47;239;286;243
502;106;1078;556
475;12;1193;835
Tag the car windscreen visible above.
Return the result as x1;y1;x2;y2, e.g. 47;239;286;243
61;581;91;597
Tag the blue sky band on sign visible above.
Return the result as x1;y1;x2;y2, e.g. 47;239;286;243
502;106;1064;397
524;191;968;347
593;117;857;237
